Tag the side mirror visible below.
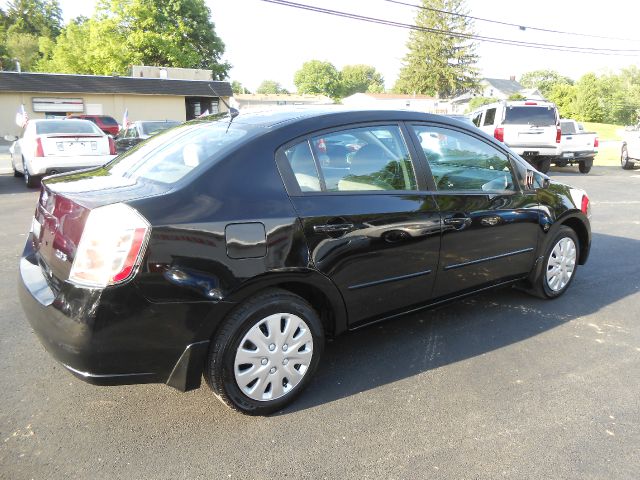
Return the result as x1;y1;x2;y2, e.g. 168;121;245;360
3;135;18;142
542;177;551;189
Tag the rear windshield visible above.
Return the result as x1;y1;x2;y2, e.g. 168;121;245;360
106;122;252;184
100;116;119;126
141;121;180;136
36;120;101;135
503;106;557;126
560;121;577;135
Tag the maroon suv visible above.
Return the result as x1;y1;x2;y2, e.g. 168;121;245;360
66;114;120;136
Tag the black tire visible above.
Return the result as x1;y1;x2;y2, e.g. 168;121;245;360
530;226;580;299
621;145;633;170
537;158;551;174
578;158;593;174
23;159;40;188
204;288;324;415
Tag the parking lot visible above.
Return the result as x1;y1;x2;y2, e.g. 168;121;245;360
1;163;639;479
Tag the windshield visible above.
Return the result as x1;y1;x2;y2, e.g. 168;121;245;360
107;122;251;184
503;106;557;126
36;120;101;135
100;116;119;126
141;121;181;136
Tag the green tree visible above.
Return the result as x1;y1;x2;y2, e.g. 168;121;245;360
294;60;341;98
519;69;573;98
256;80;288;94
467;96;497;112
394;0;479;97
574;73;605;122
231;80;249;94
5;0;63;38
6;31;40;69
38;0;230;78
547;83;577;118
339;64;384;97
507;93;525;101
1;0;62;70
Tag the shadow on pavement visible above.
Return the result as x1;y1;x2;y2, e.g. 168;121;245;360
283;231;640;414
0;173;37;195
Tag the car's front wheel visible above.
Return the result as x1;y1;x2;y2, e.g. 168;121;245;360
205;289;324;415
539;226;579;299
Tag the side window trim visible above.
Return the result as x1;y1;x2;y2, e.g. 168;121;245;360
405;121;524;194
276;122;428;196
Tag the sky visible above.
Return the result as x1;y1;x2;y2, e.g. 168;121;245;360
14;0;640;91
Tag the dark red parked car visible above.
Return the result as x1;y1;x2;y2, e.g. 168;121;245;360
66;114;120;136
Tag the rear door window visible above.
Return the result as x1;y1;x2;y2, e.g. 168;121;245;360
283;125;418;193
483;108;496;126
504;106;557;126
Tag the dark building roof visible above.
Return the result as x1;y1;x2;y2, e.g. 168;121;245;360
483;78;524;96
0;71;232;97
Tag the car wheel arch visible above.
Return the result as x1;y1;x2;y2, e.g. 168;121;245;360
221;270;348;340
548;214;590;265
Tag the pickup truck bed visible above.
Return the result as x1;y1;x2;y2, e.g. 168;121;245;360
552;120;598;173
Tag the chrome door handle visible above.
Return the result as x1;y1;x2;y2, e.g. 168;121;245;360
443;217;472;229
313;223;354;233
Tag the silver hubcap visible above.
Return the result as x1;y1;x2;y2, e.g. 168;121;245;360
546;237;577;292
234;313;313;402
622;148;628;165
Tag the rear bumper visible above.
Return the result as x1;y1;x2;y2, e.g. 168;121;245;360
29;155;116;176
18;236;233;391
509;145;561;157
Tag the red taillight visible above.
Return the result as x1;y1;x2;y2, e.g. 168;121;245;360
524;101;537;105
581;194;590;215
494;126;504;142
556;127;561;143
69;204;150;288
35;137;44;157
108;136;117;155
594;137;599;148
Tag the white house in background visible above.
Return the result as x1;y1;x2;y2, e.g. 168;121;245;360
233;93;333;110
451;77;545;113
341;93;453;114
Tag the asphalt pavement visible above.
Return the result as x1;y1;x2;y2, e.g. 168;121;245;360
1;166;639;479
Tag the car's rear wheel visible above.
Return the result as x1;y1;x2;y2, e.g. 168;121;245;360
538;226;579;299
578;158;593;174
621;145;633;170
23;159;40;188
204;289;324;415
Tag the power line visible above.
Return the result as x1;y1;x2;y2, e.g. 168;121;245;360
258;0;640;56
383;0;640;44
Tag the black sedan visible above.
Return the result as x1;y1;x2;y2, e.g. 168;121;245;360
19;108;591;415
115;120;181;153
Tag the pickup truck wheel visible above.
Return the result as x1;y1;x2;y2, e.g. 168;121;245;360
578;159;593;174
23;159;40;188
621;145;633;170
204;288;324;415
537;158;551;173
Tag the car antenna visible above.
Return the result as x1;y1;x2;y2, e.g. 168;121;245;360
208;83;239;132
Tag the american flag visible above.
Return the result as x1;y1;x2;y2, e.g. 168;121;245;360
122;108;130;128
15;104;28;128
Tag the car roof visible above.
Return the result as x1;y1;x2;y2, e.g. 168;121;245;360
218;106;465;129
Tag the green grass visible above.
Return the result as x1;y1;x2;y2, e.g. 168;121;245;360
581;122;624;141
595;144;621;166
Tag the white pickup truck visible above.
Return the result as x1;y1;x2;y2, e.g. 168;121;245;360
552;119;598;174
621;124;640;170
